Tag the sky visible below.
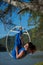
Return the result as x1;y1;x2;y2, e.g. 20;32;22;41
0;0;37;39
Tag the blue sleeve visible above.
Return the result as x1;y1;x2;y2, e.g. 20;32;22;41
18;48;25;53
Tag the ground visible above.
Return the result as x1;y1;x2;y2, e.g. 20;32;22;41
0;51;43;65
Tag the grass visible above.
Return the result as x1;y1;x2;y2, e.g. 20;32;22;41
35;62;43;65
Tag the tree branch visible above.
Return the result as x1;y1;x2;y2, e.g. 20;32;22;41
3;0;43;14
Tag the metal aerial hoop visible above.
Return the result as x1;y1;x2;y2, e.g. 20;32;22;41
6;26;31;58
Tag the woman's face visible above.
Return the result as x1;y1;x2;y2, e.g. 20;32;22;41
24;43;29;51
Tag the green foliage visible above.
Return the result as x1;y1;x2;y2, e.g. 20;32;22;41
0;37;6;46
29;27;43;51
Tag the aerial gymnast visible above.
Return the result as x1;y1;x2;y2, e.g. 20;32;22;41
11;27;36;59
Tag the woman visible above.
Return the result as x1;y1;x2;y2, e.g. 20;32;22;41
11;28;36;59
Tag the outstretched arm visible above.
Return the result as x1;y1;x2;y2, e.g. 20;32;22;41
16;47;25;59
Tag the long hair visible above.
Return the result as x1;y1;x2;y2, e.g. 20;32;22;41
29;42;36;50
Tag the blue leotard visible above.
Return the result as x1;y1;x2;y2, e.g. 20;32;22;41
11;30;25;59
